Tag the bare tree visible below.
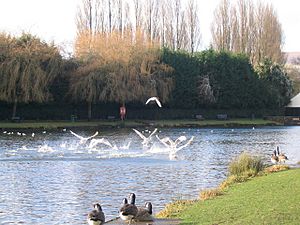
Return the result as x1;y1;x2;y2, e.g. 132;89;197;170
186;0;201;53
211;0;284;65
211;0;232;51
133;0;143;32
76;0;101;35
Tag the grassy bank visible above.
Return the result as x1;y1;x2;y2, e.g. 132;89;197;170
158;168;300;225
0;118;282;129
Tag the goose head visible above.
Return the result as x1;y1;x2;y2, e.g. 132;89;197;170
145;202;152;215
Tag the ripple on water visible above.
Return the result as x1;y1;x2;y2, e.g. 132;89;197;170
1;126;300;224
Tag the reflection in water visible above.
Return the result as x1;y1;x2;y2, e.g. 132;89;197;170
0;126;300;224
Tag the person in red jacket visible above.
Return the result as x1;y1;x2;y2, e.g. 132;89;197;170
120;105;126;121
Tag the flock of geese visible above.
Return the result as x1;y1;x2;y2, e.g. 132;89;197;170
87;193;152;225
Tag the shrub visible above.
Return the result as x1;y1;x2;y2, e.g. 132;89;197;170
264;165;290;173
229;152;265;177
156;200;196;218
199;188;223;201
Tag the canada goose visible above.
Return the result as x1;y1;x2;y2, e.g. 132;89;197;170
87;203;105;225
145;97;162;107
271;150;279;164
276;146;288;163
119;193;138;224
135;202;153;222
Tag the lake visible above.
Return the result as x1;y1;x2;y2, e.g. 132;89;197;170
0;126;299;224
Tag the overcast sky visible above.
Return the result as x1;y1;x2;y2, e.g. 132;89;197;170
0;0;299;53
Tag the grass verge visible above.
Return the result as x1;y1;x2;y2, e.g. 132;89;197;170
158;167;299;225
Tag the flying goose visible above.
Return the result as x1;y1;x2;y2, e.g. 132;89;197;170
135;202;153;222
145;97;162;107
87;203;105;225
133;128;158;148
119;193;138;224
70;130;99;144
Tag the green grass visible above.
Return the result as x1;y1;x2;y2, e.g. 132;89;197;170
164;169;300;225
0;118;281;129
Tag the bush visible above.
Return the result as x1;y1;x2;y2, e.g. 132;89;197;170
264;165;290;173
199;188;223;201
229;152;265;177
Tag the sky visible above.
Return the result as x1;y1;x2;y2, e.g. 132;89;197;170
0;0;299;54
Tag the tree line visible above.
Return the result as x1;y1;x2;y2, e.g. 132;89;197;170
0;0;293;120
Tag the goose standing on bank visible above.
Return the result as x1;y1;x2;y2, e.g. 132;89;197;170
276;146;288;163
271;150;279;164
87;203;105;225
135;202;153;221
119;193;138;224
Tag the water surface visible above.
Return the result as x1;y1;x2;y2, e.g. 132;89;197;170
0;126;299;224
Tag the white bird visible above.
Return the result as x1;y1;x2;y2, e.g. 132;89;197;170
145;97;162;107
133;128;158;147
70;130;99;144
156;135;194;160
31;133;35;137
88;138;113;149
119;141;131;150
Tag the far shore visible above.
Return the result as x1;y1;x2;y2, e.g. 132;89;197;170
0;118;283;129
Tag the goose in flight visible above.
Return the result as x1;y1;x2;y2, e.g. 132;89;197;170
70;130;99;144
87;203;105;225
156;135;194;160
145;97;162;107
133;128;158;147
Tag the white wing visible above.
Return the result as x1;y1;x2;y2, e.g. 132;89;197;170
86;131;99;140
175;136;187;145
120;141;131;150
133;128;147;141
145;97;156;105
70;130;84;140
176;136;194;152
156;135;172;148
154;98;162;107
148;128;158;138
88;138;113;148
145;97;162;107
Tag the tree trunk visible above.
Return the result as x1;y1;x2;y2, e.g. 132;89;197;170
88;101;92;121
12;98;17;118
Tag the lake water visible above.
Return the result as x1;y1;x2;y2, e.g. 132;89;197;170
0;126;299;224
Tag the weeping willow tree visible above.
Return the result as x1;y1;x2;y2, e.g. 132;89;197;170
71;29;173;120
0;33;62;118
